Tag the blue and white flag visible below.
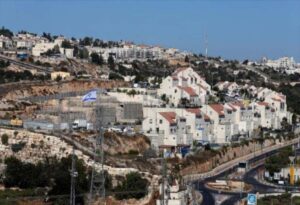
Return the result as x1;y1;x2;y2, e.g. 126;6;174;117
82;90;97;102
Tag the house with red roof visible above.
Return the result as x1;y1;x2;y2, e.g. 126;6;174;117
142;109;193;150
158;67;211;107
200;103;237;144
215;81;239;92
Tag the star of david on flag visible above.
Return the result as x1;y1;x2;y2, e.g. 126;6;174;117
82;90;97;102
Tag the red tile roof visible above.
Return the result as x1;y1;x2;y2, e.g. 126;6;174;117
172;76;179;80
178;86;198;96
186;108;210;121
271;98;282;102
230;101;245;108
159;112;176;124
210;104;225;116
257;102;269;106
227;104;237;111
186;108;201;115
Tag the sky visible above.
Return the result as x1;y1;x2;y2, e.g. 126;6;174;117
0;0;300;61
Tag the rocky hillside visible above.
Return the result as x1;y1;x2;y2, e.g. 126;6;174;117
0;80;128;100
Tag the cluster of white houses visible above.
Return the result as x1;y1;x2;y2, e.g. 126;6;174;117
1;32;188;62
0;33;74;58
142;67;292;156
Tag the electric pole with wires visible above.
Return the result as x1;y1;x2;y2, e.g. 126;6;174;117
88;91;108;205
89;126;106;204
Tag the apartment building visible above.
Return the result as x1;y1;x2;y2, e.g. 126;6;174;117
253;102;278;129
0;35;13;49
201;104;234;144
262;56;297;69
143;109;192;147
86;44;163;62
158;67;211;107
32;42;57;56
184;108;212;142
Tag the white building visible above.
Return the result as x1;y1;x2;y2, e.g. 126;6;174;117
59;48;74;58
13;33;48;49
86;44;163;62
215;81;239;97
156;180;188;205
253;102;278;129
32;42;57;56
0;35;13;49
201;104;234;144
158;67;211;107
262;56;297;70
142;107;213;153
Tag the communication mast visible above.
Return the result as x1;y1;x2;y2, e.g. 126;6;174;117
205;32;208;59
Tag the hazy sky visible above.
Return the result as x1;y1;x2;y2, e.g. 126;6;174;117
0;0;300;61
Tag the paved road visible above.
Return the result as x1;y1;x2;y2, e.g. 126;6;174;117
184;138;300;183
198;145;300;205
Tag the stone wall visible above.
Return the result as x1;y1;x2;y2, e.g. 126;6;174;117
180;139;276;176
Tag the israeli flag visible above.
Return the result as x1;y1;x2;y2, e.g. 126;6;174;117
82;90;97;102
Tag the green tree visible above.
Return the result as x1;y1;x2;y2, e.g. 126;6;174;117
127;89;137;96
109;73;124;80
0;60;10;68
78;48;89;59
184;55;189;63
1;134;9;145
107;55;115;69
55;75;62;82
79;37;93;46
114;172;148;200
61;40;73;48
0;27;13;38
90;52;104;65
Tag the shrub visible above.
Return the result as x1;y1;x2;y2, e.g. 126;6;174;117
1;134;9;145
114;172;148;200
128;150;139;155
11;142;26;153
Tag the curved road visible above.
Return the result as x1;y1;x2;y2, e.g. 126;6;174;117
198;146;300;205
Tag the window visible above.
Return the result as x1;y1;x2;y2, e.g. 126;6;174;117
159;119;163;124
174;89;177;93
149;119;153;124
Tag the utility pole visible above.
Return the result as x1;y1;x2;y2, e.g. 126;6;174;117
160;155;167;205
70;145;77;205
68;95;77;205
89;104;106;205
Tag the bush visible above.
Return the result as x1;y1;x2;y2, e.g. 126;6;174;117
128;150;139;155
1;134;9;145
3;155;90;204
114;172;148;200
11;142;26;153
